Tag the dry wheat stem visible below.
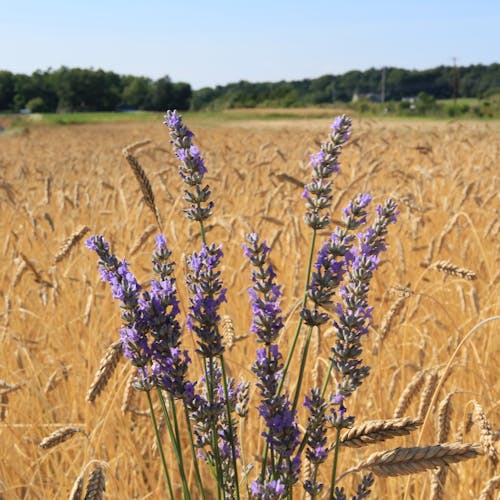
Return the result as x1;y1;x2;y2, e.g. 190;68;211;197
39;426;86;449
340;417;422;448
86;340;123;403
338;442;483;481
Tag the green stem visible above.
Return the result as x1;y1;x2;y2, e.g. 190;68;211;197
183;401;207;500
278;228;317;394
146;390;174;500
156;388;191;500
261;230;318;479
328;428;342;500
206;356;225;499
291;325;313;412
220;355;241;499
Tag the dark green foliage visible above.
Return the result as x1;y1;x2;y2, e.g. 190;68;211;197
0;64;498;113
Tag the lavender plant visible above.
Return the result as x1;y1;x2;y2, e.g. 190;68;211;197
87;110;485;500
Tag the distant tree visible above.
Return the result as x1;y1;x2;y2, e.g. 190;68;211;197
122;76;154;109
0;71;15;111
25;96;48;112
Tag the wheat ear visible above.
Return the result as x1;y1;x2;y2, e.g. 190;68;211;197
472;400;499;470
69;470;85;500
393;369;427;418
54;225;90;263
86;340;122;403
479;475;500;500
122;147;162;231
39;426;86;449
430;260;477;280
84;464;106;500
338;442;482;480
340;417;422;448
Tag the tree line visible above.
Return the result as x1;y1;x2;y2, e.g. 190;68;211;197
0;64;498;113
0;67;192;112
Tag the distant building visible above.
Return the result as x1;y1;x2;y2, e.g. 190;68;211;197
351;92;382;103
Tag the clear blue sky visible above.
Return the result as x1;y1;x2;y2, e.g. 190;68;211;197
1;0;499;89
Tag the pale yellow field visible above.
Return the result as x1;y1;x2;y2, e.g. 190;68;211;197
0;117;498;499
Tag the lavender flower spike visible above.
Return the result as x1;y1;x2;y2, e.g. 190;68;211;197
185;243;227;357
243;233;284;344
86;235;151;381
164;110;214;222
303;115;352;230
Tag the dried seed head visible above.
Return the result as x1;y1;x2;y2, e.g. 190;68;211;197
472;401;499;470
54;225;90;263
84;464;106;500
86;340;122;403
430;260;477;280
39;426;86;449
221;315;236;351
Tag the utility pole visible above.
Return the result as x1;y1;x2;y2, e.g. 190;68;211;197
452;57;458;105
381;67;386;103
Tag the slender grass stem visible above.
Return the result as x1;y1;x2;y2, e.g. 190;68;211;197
279;229;317;393
146;390;174;500
328;428;341;500
183;401;207;500
156;388;191;500
207;356;225;499
291;325;314;412
220;355;241;499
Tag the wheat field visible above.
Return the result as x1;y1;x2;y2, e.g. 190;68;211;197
0;116;498;499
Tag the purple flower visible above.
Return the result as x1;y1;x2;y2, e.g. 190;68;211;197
243;233;284;344
330;198;398;398
303;115;352;230
86;235;151;379
164;110;213;222
186;243;227;357
250;479;286;499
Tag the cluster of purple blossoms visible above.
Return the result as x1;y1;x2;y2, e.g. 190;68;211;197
333;472;374;500
185;243;227;358
331;198;399;399
164;110;213;223
86;234;193;398
86;235;150;376
243;233;284;344
244;233;301;496
303;115;352;230
301;193;373;328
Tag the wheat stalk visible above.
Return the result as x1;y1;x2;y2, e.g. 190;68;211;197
479;475;500;500
430;259;477;280
39;426;86;449
472;400;499;470
86;340;122;403
122;147;162;231
54;225;90;263
221;315;236;351
69;470;85;500
393;369;427;418
417;369;439;421
340;417;422;448
338;442;482;480
373;295;407;354
84;464;106;500
129;223;157;255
